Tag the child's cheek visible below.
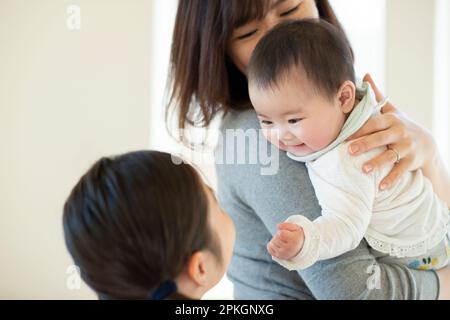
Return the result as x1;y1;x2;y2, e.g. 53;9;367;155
263;129;284;150
295;123;320;149
307;128;334;150
288;126;304;143
261;128;271;142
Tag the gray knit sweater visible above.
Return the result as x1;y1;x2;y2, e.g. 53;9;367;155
215;108;439;300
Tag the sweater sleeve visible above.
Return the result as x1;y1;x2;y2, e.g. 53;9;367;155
216;109;440;300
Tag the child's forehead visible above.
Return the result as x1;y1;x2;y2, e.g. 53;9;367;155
251;67;314;94
252;72;314;101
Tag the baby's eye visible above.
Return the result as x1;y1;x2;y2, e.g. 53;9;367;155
260;120;273;126
288;118;303;124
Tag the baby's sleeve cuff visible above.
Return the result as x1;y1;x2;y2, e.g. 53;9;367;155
272;215;321;271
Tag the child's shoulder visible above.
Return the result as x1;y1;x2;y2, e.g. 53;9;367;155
307;142;390;192
311;141;388;172
340;141;387;166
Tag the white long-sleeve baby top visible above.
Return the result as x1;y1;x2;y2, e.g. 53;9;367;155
276;82;450;271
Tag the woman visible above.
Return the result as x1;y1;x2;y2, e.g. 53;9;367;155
168;0;450;299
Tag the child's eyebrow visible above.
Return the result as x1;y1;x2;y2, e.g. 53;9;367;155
257;110;302;118
282;110;302;116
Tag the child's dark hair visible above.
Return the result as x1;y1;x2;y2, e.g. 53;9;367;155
248;19;355;100
63;150;220;299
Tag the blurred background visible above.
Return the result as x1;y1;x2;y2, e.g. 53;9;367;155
0;0;449;299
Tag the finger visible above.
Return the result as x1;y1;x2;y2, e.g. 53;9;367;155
272;237;285;248
277;230;289;243
349;128;402;156
347;114;396;142
277;222;301;232
268;240;281;252
268;243;282;258
278;229;299;243
363;73;385;103
282;229;304;243
361;147;403;173
379;159;412;190
267;243;276;256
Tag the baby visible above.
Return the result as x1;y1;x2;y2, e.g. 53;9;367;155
247;19;450;271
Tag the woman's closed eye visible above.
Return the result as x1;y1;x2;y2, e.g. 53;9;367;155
280;3;301;17
236;2;303;40
237;30;257;40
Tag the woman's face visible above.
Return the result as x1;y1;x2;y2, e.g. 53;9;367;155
203;183;236;288
227;0;320;74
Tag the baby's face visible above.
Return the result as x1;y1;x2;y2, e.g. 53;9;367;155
249;72;347;157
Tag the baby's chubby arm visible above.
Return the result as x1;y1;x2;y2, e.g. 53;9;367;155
269;143;383;270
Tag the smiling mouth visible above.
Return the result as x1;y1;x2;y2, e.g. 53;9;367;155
287;143;304;147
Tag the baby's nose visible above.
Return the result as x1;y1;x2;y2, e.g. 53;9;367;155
280;129;295;142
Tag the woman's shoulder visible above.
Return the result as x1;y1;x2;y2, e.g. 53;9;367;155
220;108;260;132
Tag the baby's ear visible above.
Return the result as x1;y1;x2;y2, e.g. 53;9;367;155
337;81;356;114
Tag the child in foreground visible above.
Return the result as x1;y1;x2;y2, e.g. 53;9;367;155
63;150;235;299
247;19;450;271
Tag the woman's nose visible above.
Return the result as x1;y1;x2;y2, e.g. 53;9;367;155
261;13;280;36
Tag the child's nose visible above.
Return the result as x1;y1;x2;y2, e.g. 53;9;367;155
279;129;295;142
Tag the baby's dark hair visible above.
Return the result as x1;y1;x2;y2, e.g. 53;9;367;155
63;150;220;299
248;19;355;99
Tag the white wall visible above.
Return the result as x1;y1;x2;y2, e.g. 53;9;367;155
386;0;436;129
386;0;450;168
331;0;386;90
432;0;450;167
0;0;151;299
334;0;450;169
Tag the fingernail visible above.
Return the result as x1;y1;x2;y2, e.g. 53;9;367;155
380;182;389;190
363;164;373;173
350;144;360;154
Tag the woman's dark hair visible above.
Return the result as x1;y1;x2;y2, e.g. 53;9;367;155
168;0;351;142
248;19;355;100
63;151;220;299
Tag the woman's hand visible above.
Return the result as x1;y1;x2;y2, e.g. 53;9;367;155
437;267;450;299
346;73;437;191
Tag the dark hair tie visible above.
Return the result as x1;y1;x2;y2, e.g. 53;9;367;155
150;280;177;300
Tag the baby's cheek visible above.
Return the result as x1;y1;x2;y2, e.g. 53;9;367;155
263;129;282;149
309;129;337;150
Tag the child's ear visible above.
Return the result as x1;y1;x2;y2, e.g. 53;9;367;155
186;251;208;287
337;81;356;114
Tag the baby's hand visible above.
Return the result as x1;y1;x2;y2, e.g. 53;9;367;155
267;223;305;260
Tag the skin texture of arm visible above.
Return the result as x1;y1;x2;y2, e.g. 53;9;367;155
216;108;440;300
421;146;450;208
